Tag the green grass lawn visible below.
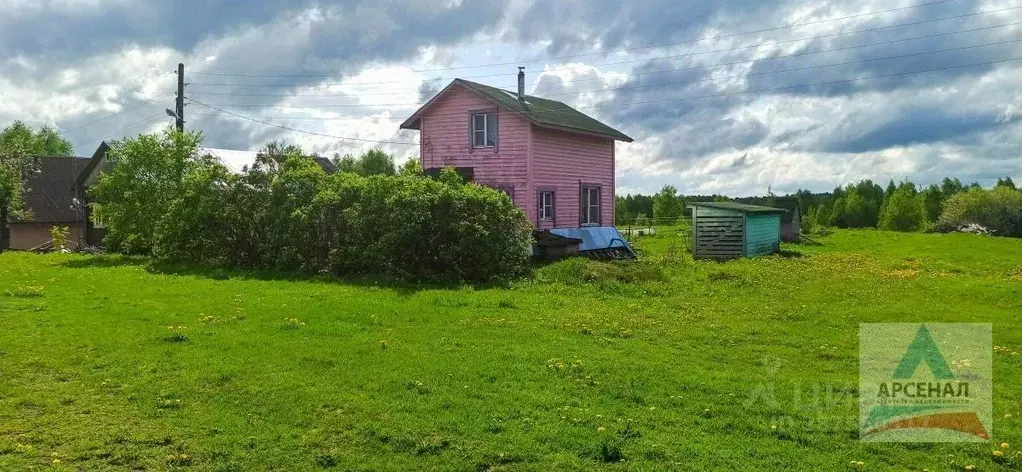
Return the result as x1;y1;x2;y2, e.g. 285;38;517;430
1;230;1020;471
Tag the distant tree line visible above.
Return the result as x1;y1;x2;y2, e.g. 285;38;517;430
616;185;737;225
793;177;1019;236
617;177;1021;237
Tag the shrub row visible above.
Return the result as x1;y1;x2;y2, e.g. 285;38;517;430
935;187;1022;237
92;132;532;282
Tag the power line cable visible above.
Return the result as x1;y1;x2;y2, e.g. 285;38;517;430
114;112;172;135
185;19;1022;98
190;3;1018;89
190;36;1022;110
61;92;172;135
185;98;421;145
190;0;965;79
509;56;1022;113
69;111;170;151
187;56;1022;138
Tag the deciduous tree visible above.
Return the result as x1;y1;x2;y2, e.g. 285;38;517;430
652;185;683;224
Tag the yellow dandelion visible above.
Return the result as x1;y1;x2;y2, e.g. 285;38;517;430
597;426;606;432
965;465;975;471
52;459;61;465
993;450;1004;457
1002;442;1010;449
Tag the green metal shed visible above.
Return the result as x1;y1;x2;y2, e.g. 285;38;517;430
690;202;787;260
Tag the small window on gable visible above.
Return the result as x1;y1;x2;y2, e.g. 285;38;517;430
472;113;498;148
539;191;555;221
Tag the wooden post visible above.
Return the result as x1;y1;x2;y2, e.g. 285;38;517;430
742;213;748;257
691;206;698;259
175;63;185;132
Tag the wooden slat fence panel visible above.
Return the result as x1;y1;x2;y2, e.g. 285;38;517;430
693;214;745;260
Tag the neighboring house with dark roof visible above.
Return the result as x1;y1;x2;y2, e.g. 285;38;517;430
4;156;91;251
400;70;633;230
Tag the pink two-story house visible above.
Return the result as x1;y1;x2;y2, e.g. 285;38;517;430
400;70;632;232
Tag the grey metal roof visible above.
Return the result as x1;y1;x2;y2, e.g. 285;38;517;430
15;157;91;224
690;201;788;214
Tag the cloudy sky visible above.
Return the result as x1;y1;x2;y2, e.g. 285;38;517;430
1;0;1020;196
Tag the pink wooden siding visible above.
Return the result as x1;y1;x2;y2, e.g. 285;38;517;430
419;85;531;213
531;127;615;230
414;83;617;230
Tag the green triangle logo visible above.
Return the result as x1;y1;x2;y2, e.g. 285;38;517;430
893;326;954;379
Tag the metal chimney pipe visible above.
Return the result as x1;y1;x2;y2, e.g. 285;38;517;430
517;67;525;102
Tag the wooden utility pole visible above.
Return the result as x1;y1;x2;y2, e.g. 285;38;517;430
175;63;185;132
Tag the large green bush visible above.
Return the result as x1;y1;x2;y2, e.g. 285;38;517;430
312;170;532;281
878;187;924;232
936;187;1022;237
94;132;532;282
153;156;254;266
90;130;200;254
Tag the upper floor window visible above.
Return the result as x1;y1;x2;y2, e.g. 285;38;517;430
472;113;498;148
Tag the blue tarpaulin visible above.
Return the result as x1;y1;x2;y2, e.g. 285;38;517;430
549;227;630;252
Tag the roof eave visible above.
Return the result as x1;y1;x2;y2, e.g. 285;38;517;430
398;118;420;130
691;202;787;214
532;123;633;142
76;141;112;187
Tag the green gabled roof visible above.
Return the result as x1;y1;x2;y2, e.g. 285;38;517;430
401;79;633;142
690;202;787;214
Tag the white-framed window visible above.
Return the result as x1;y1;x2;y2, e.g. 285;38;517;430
90;204;106;229
581;185;601;226
472;113;498;148
539;191;555;221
